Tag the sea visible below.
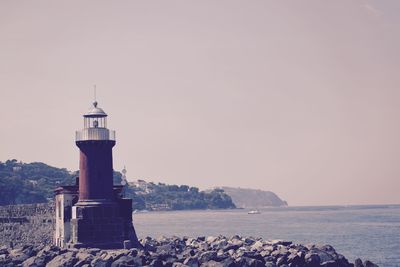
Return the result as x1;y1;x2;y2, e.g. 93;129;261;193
133;205;400;267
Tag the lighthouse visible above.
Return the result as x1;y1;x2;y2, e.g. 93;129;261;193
75;101;115;204
54;101;140;249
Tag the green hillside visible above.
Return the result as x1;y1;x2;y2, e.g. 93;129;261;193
0;160;235;210
0;159;75;205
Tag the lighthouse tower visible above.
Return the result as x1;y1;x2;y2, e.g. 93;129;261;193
75;101;115;204
58;101;140;249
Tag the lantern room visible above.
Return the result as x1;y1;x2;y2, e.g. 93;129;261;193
83;101;107;128
76;101;115;142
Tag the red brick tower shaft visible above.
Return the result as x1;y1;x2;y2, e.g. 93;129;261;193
77;140;115;201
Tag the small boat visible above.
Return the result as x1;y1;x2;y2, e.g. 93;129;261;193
248;210;260;214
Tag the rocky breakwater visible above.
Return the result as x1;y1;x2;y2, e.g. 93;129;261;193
0;235;379;267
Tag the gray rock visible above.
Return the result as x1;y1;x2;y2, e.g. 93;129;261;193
287;253;302;266
199;243;210;251
251;258;265;267
304;253;320;267
87;248;101;255
157;244;173;253
320;260;338;267
199;251;218;263
276;256;287;266
244;237;255;246
22;246;37;258
364;260;379;267
22;255;46;267
0;246;9;255
46;251;77;267
250;241;264;251
312;250;334;263
260;250;270;257
265;262;277;267
163;255;179;266
74;259;90;267
76;251;94;263
123;241;132;250
9;248;31;264
128;249;139;257
207;236;218;244
183;257;200;267
110;255;136;267
336;254;350;267
216;240;228;249
316;245;336;253
200;260;223;267
223;244;240;252
150;258;164;267
91;257;113;267
220;257;236;267
354;258;364;267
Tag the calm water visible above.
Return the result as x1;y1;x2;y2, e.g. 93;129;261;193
133;205;400;267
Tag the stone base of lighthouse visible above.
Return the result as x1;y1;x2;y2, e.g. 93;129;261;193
68;198;140;249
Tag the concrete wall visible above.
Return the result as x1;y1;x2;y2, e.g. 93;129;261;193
0;203;54;248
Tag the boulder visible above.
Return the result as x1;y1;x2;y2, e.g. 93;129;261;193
276;256;287;266
220;257;236;267
0;246;9;255
110;255;137;267
91;257;113;267
364;260;379;267
304;253;320;267
311;250;334;263
250;241;264;251
74;259;90;267
200;260;223;267
183;257;200;267
87;248;101;256
9;248;31;264
199;251;218;263
354;259;364;267
287;253;302;266
223;244;240;252
46;252;77;267
150;258;164;267
206;236;218;244
320;260;338;267
76;251;94;263
265;262;277;267
316;245;336;254
157;244;173;253
243;237;255;246
22;255;46;267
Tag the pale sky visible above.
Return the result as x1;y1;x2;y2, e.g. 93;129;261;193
1;1;399;206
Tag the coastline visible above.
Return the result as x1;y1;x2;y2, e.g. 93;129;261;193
1;204;397;266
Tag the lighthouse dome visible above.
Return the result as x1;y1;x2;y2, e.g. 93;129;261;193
84;101;107;118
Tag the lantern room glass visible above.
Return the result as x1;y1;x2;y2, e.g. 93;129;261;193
84;117;107;129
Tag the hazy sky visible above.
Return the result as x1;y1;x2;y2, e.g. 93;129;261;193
1;1;399;206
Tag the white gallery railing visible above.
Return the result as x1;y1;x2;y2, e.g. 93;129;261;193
75;128;115;141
